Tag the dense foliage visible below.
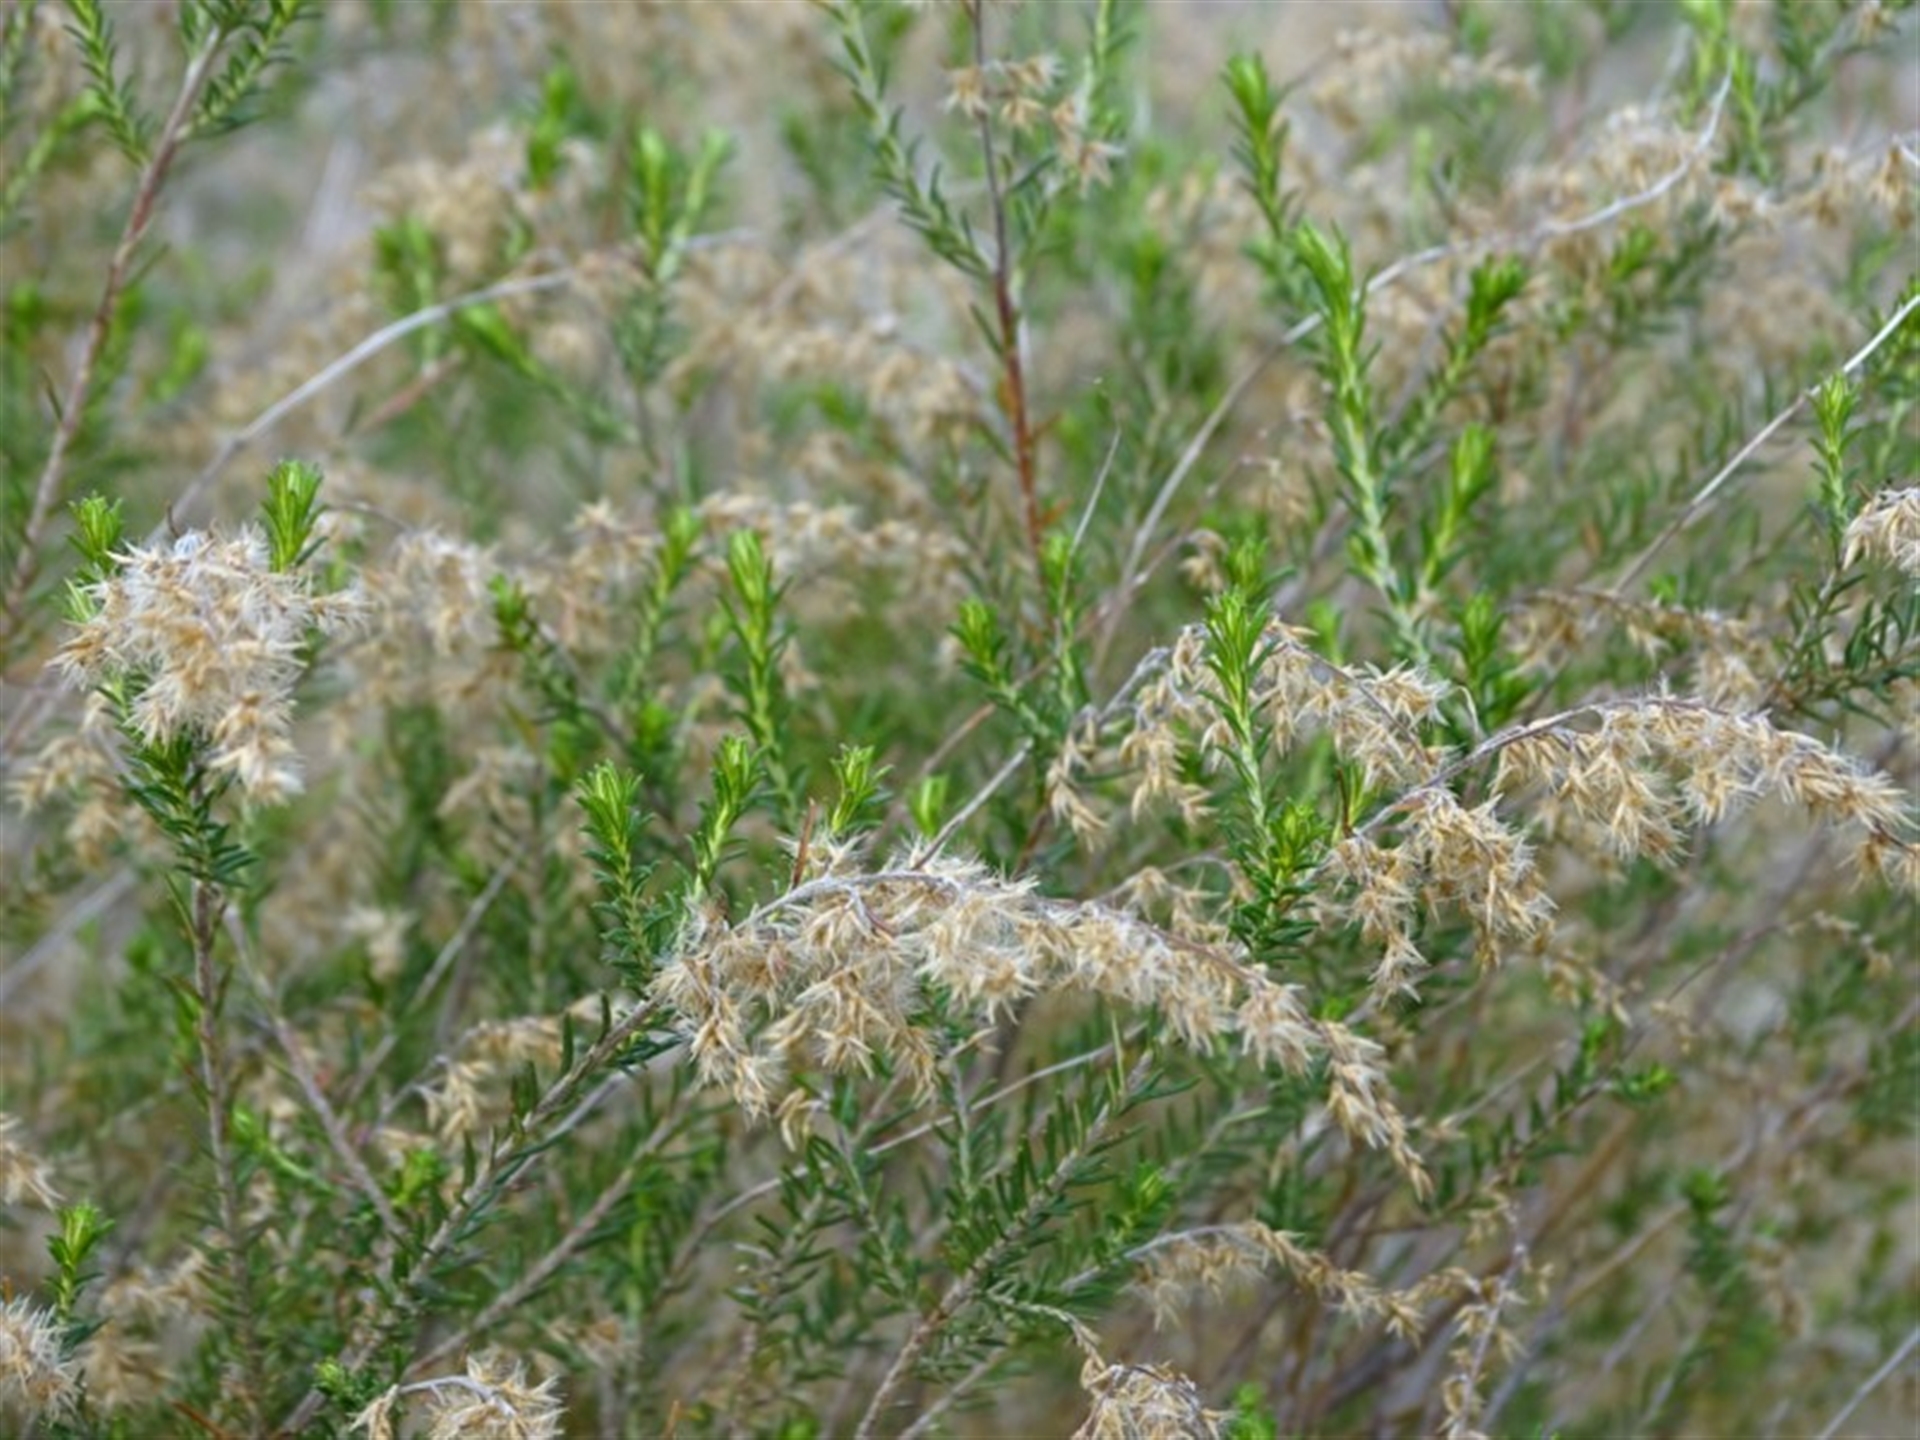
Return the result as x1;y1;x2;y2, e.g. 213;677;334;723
2;1;1916;1436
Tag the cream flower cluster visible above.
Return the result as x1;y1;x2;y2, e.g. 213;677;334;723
56;527;362;803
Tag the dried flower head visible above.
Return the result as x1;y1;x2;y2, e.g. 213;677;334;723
0;1297;80;1423
1495;698;1918;886
353;1352;564;1440
1843;486;1920;576
1072;1352;1225;1440
1131;1220;1435;1341
0;1115;60;1210
653;851;1431;1193
55;527;363;803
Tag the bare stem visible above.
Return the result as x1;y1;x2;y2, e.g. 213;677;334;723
1611;288;1920;597
162;269;576;537
1815;1324;1920;1440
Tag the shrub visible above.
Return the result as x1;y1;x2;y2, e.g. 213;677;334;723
2;1;1915;1436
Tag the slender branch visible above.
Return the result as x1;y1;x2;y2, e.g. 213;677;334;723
851;1054;1151;1440
409;1137;657;1376
666;1034;1122;1315
205;911;416;1254
1611;289;1920;597
1816;1325;1920;1440
925;632;1173;856
965;0;1045;583
264;1004;405;1241
0;39;222;652
342;858;516;1113
926;740;1030;854
164;226;748;535
0;866;138;1008
277;993;666;1433
162;268;577;536
1437;1237;1528;1438
1497;288;1920;724
894;1351;1007;1440
189;880;271;1436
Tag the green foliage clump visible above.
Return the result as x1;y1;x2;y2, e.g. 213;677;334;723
1;1;1915;1436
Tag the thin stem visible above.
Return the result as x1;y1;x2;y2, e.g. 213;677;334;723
717;1184;834;1436
894;1350;1005;1440
1611;289;1920;598
162;268;576;537
277;994;666;1434
1097;70;1740;674
1437;1238;1527;1439
1816;1325;1920;1440
410;1140;654;1376
851;1054;1151;1440
668;1035;1121;1308
965;0;1045;585
189;880;271;1436
0;866;138;1008
343;859;516;1114
1098;331;1289;664
926;740;1031;854
1510;304;1920;727
718;1075;910;1436
208;911;413;1251
0;37;221;652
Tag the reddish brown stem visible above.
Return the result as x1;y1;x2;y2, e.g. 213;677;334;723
966;0;1046;591
0;42;220;656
